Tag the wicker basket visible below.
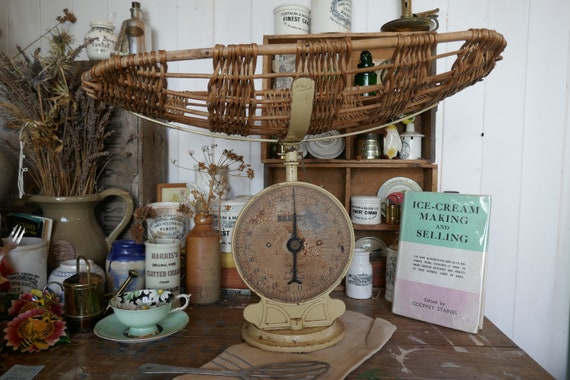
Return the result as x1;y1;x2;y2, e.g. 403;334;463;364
81;29;506;138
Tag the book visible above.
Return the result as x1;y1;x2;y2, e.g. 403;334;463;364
7;213;53;244
392;191;491;333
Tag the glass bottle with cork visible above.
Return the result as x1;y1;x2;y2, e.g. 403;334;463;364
116;2;151;55
354;50;377;97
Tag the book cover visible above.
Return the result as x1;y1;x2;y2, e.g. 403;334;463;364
7;213;53;243
392;191;491;333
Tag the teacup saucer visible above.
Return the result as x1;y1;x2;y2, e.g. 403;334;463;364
94;311;189;343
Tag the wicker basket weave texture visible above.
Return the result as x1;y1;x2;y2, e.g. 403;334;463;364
81;29;506;138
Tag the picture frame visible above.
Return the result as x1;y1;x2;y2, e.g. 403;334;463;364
156;183;189;202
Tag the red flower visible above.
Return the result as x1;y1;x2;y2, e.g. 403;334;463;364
9;290;64;317
4;308;68;353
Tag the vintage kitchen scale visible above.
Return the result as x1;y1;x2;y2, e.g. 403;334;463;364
82;28;506;352
230;78;355;352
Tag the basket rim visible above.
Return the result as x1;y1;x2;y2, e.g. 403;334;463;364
82;29;507;139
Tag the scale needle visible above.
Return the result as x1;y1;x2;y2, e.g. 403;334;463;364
287;188;303;285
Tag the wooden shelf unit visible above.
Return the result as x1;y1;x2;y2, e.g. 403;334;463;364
260;33;440;287
260;32;438;164
263;159;437;239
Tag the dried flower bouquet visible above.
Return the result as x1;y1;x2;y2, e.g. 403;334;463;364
176;144;255;218
129;145;254;243
0;10;121;197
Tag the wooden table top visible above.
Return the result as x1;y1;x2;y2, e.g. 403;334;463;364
0;291;553;379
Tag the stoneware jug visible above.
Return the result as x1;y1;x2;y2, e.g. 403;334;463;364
30;188;134;271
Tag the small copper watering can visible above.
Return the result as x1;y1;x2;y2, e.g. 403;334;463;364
63;255;105;332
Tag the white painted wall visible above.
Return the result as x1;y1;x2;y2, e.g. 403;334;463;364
1;0;568;378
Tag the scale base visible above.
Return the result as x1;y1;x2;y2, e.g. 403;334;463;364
241;319;345;353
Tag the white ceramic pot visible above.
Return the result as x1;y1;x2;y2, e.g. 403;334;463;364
345;248;373;299
85;20;117;60
4;237;48;294
47;259;105;302
351;195;381;225
310;0;352;33
273;4;310;34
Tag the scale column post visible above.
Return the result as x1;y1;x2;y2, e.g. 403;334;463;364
283;144;300;182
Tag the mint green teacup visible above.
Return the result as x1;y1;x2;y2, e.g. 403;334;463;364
110;289;190;337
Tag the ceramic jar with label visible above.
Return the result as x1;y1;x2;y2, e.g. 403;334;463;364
211;196;251;289
273;4;310;34
400;123;424;160
345;248;373;299
351;195;381;224
146;202;190;247
85;20;117;60
311;0;352;33
106;240;145;293
145;239;181;294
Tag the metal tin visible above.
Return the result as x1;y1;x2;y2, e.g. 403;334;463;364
385;203;401;225
356;133;381;159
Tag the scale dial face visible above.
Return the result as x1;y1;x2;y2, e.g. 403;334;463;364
232;182;354;304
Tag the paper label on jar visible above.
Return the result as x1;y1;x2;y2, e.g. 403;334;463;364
211;197;249;253
147;214;189;247
145;242;181;294
311;0;352;33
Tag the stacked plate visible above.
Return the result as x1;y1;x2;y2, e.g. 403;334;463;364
377;177;422;216
306;130;345;159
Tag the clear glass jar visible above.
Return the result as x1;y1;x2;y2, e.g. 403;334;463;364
85;20;117;60
345;248;373;299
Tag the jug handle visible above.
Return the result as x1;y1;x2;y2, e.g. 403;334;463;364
98;188;134;250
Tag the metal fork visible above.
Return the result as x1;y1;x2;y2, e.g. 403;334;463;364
1;225;25;260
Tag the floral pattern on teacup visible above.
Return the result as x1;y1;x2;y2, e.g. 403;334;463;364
111;289;174;310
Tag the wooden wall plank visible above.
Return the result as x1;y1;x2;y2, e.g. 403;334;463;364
480;0;530;343
512;1;569;376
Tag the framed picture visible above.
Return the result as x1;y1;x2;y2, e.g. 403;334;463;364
157;183;189;202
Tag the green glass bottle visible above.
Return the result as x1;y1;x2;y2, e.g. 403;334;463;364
354;50;377;96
